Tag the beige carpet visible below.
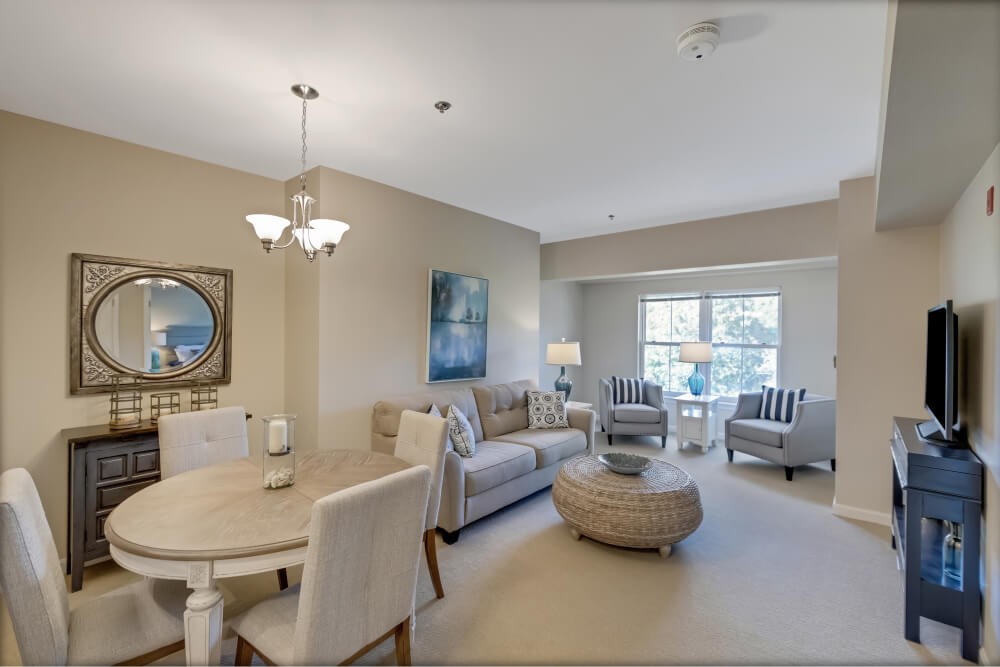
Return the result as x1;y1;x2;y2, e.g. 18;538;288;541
1;435;974;665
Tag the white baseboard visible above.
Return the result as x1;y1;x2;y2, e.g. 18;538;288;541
831;499;891;526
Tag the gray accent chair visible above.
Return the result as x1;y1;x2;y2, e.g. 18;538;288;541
725;391;836;480
599;378;669;448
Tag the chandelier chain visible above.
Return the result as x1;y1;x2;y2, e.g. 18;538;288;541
299;97;308;192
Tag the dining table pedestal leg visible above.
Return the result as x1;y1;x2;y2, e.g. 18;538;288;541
184;562;224;666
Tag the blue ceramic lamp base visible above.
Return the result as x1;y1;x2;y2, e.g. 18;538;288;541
687;364;705;396
554;366;573;400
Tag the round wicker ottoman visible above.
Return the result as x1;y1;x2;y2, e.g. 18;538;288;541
552;455;703;557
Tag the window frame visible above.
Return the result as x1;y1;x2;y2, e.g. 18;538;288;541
638;289;782;400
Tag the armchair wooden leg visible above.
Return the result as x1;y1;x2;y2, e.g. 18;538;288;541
607;434;613;446
831;458;836;472
785;466;794;481
276;567;289;590
726;448;734;462
661;436;666;448
424;529;444;599
234;636;254;666
394;617;412;666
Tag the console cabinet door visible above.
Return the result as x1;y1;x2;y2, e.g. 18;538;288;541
84;437;159;557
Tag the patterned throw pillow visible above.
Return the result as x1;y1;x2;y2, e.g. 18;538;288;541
611;376;644;404
426;404;454;451
446;405;476;457
759;386;807;423
527;391;569;429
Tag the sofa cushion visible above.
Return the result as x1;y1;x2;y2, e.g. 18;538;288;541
372;387;483;453
613;403;661;424
729;418;789;448
473;379;538;440
494;428;587;468
462;441;536;496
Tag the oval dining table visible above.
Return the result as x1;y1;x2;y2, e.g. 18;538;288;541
105;449;411;666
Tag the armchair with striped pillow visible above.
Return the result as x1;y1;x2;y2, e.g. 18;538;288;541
598;377;669;448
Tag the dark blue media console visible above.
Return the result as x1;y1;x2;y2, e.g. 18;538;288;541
890;416;983;663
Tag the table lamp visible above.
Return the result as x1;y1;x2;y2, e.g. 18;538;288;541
546;338;582;400
679;342;712;396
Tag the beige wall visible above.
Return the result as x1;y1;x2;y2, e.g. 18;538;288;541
539;281;585;394
307;167;541;453
833;176;940;520
0;111;288;558
540;200;838;281
283;168;323;452
938;140;999;663
571;266;838;422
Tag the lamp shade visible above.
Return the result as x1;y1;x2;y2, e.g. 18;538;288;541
151;331;167;346
246;214;290;242
679;342;713;363
546;340;582;366
309;218;350;245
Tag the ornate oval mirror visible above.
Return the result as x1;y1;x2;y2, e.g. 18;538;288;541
91;276;216;374
71;255;232;393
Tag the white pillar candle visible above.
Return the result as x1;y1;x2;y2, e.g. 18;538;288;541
268;419;287;454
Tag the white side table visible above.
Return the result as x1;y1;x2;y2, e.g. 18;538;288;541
675;394;719;453
566;401;593;411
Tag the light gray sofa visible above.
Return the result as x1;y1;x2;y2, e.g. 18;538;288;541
725;391;836;480
372;379;595;543
599;378;668;448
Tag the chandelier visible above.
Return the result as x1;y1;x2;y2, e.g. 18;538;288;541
246;84;350;261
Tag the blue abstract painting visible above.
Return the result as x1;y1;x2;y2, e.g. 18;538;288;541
427;270;488;382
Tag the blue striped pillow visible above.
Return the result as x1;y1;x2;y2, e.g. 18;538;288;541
611;376;644;404
759;386;806;423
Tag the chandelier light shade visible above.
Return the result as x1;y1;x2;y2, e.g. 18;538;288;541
246;84;350;261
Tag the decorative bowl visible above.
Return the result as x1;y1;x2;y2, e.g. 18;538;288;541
598;453;653;475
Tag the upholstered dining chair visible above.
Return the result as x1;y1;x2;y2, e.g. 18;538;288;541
394;409;449;599
158;406;289;590
0;468;186;665
231;465;431;666
157;405;249;478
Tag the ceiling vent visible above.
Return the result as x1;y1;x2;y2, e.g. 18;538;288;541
676;22;720;61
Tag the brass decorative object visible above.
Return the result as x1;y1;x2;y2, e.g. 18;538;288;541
109;374;143;429
70;254;233;394
150;392;181;424
190;380;218;411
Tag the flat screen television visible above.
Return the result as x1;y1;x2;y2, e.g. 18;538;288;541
917;300;961;445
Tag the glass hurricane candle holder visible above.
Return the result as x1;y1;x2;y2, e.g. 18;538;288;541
262;414;296;489
109;374;143;429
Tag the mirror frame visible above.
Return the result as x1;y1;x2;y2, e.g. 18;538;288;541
70;253;233;394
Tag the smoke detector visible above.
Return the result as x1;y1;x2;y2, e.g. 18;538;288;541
676;22;720;61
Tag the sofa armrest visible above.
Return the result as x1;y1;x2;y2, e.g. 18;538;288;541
599;378;613;432
728;392;762;422
567;407;597;455
726;392;762;444
437;450;466;532
782;399;836;466
643;380;664;409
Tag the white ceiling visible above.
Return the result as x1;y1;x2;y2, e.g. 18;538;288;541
0;0;887;242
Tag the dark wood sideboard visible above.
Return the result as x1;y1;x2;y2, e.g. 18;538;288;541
63;421;160;591
890;416;983;663
63;412;251;592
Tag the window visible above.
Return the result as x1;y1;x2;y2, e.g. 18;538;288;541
639;291;780;398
